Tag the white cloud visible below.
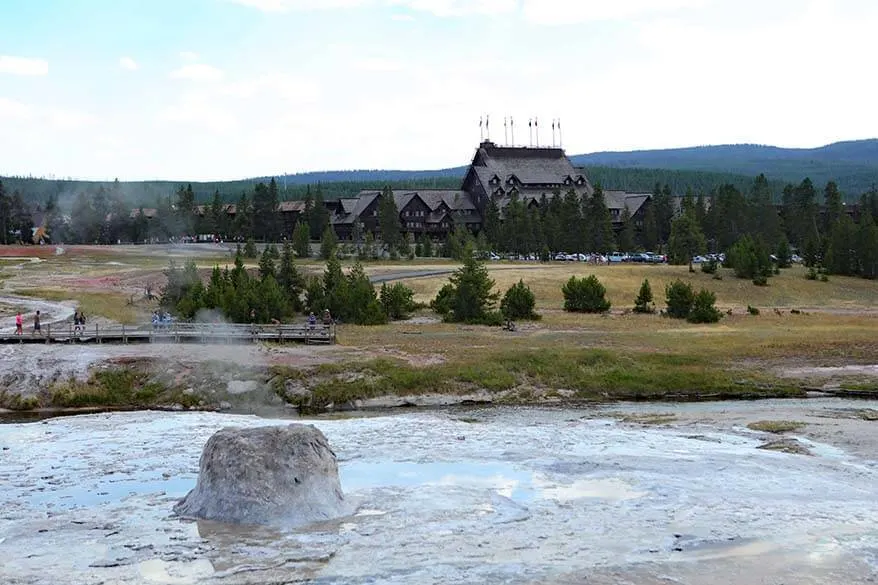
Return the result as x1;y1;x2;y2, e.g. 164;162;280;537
0;97;34;120
390;0;516;16
353;57;403;72
170;63;225;82
0;97;95;130
0;55;49;76
119;57;138;71
179;51;200;62
227;0;367;11
156;93;238;133
522;0;708;25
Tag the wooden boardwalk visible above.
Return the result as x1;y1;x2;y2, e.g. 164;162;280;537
0;322;336;345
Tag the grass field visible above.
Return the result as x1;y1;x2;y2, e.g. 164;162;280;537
2;246;877;409
394;263;878;310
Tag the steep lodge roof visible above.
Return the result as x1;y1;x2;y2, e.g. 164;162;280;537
470;141;594;194
332;189;476;225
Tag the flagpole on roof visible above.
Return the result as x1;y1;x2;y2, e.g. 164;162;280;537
535;117;539;147
510;117;515;146
558;118;563;148
486;114;490;141
504;116;508;146
479;116;483;142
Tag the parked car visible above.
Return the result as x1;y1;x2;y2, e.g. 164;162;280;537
608;253;625;263
488;252;501;261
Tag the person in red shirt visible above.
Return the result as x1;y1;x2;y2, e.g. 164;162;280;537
15;312;23;335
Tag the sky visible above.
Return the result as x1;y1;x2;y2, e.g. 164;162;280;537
1;0;876;181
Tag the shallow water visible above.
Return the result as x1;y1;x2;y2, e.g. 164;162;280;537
1;405;877;584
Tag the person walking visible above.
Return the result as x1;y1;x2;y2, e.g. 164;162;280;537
15;312;23;335
33;310;41;336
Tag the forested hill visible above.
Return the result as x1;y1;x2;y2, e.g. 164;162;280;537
1;167;788;210
570;139;878;196
3;139;877;208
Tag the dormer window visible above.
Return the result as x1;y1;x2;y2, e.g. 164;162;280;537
489;174;500;186
563;176;573;186
506;174;520;186
575;176;585;186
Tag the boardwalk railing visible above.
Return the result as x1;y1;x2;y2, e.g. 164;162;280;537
1;322;336;345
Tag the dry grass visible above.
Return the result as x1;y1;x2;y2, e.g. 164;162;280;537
12;288;149;325
393;263;878;311
747;420;807;433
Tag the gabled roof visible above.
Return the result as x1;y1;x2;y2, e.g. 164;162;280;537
603;191;651;216
278;200;306;213
469;141;594;194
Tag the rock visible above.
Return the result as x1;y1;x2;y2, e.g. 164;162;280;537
284;380;312;406
226;380;259;395
174;424;348;527
757;437;812;456
218;401;232;411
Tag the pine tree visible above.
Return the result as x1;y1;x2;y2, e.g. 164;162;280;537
668;210;707;268
278;241;304;311
320;227;338;260
617;206;635;252
292;222;310;258
377;185;402;251
633;279;654;313
856;212;878;279
825;214;858;276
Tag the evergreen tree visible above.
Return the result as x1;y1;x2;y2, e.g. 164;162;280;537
748;174;781;245
258;244;278;280
292;222;310;258
617;206;635;252
668;210;707;268
422;234;433;258
585;185;615;253
856;212;878;279
0;180;9;244
309;184;330;239
483;198;501;248
823;181;843;236
377;185;402;251
278;241;304;311
234;192;253;240
320;227;338;260
500;280;539;320
440;251;500;324
176;183;195;236
344;262;387;325
825;214;858;276
633;279;655;313
209;189;224;237
322;255;348;319
641;203;658;251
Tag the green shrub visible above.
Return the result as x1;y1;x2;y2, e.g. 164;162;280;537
701;259;718;274
562;275;611;313
776;239;793;268
243;239;259;259
752;275;769;286
665;280;694;319
430;283;455;316
500;280;540;320
806;267;819;280
688;289;722;323
728;235;772;281
633;278;655;314
431;254;500;324
380;282;416;320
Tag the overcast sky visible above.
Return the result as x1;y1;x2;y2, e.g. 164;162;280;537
1;0;876;181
